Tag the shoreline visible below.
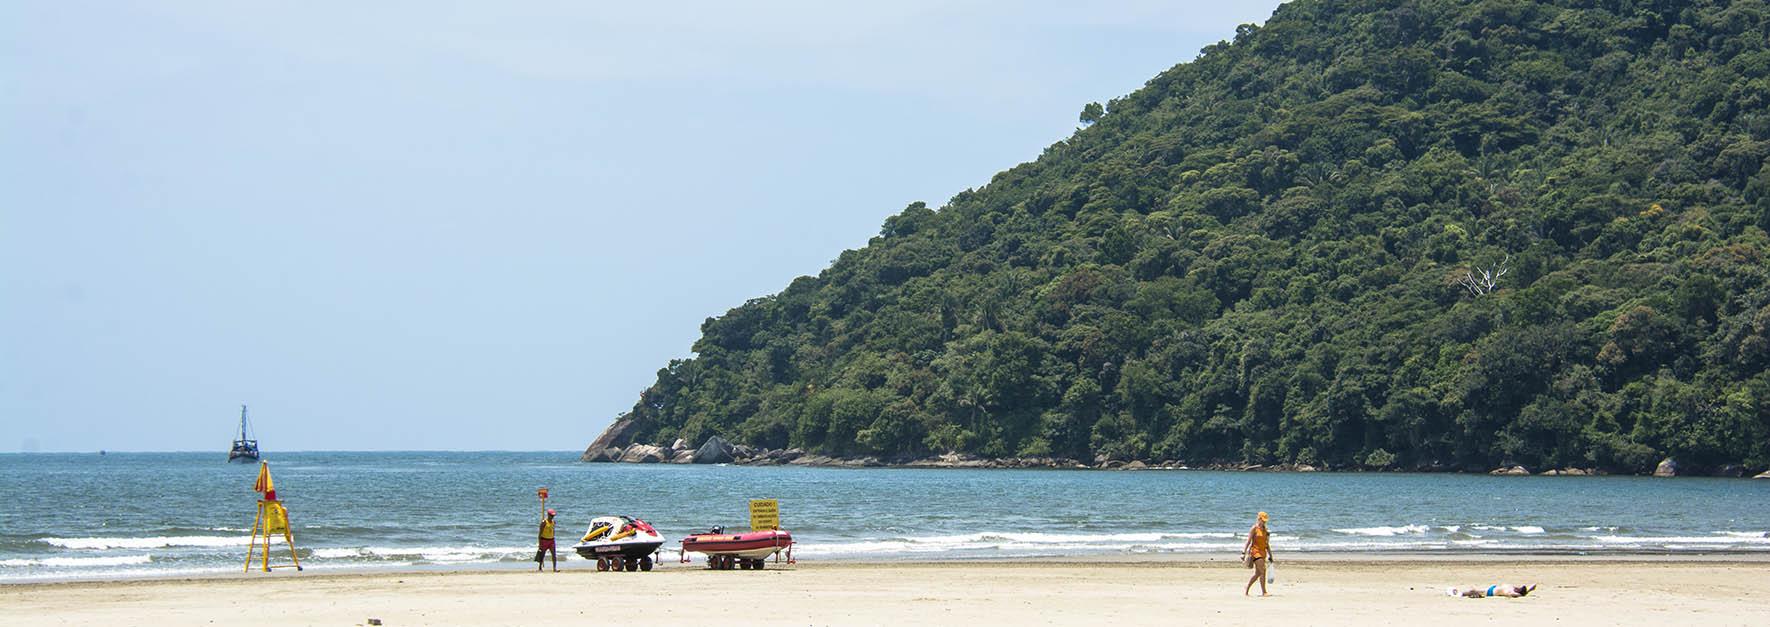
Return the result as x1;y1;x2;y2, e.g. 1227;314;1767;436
583;438;1770;478
6;558;1766;626
591;456;1770;481
9;551;1770;587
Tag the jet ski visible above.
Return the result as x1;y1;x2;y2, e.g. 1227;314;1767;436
680;526;794;570
572;515;665;572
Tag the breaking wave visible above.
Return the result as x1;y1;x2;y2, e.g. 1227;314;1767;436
0;555;152;568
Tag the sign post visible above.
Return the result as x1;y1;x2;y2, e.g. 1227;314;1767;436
749;498;779;531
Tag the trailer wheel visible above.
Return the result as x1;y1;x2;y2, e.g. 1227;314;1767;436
624;558;638;572
595;558;609;572
752;559;765;570
640;556;653;571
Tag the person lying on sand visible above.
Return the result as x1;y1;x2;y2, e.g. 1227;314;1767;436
1447;584;1536;598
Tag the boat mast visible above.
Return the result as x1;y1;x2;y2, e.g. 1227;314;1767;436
239;405;249;441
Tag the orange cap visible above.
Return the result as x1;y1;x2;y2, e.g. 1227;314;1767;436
1257;511;1269;522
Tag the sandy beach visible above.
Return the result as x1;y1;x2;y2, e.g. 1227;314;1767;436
5;558;1766;626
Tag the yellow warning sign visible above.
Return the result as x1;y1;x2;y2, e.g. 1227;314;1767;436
749;499;780;530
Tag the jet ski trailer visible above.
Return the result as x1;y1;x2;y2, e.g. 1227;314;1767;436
572;516;666;572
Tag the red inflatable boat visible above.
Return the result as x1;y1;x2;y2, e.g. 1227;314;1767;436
680;528;794;570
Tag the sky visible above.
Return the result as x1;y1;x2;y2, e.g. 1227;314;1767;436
0;0;1285;452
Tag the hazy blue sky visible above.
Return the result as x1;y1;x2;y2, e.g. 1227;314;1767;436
1;1;1284;452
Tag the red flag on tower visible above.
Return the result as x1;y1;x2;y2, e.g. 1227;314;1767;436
253;461;276;501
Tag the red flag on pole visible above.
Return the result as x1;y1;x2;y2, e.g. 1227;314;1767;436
253;461;276;500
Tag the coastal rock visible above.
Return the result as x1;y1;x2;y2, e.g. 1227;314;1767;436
1654;458;1679;477
693;436;736;464
1715;464;1745;478
732;444;756;461
1294;464;1319;473
1123;461;1148;470
581;416;643;461
751;448;786;463
915;452;998;468
1754;471;1770;479
618;444;667;464
670;438;688;452
1490;465;1530;476
580;447;619;463
669;450;695;464
1100;460;1125;469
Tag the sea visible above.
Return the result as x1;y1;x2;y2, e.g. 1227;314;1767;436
1;451;1766;582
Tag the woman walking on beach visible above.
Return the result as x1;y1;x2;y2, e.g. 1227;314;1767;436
536;509;558;572
1242;511;1272;596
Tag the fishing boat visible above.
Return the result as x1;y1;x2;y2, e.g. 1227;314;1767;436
680;527;794;570
572;515;665;572
227;405;259;463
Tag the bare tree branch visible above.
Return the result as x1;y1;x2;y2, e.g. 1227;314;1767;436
1458;254;1511;297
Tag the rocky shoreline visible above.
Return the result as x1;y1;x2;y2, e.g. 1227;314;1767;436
581;434;1769;478
581;439;1324;471
581;412;1767;476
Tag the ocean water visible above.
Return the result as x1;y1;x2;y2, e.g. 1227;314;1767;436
1;451;1765;582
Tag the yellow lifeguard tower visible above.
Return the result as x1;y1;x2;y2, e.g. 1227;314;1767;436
244;461;303;572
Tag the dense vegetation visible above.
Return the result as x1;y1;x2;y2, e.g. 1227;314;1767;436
607;0;1770;473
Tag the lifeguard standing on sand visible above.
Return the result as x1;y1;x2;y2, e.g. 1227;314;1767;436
1242;511;1273;596
537;509;558;572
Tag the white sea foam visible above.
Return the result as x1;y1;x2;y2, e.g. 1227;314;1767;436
0;565;230;583
1333;525;1429;536
983;532;1238;543
798;531;1244;557
1470;525;1545;534
1591;535;1770;545
0;555;152;568
39;536;258;550
835;532;1236;547
313;541;527;563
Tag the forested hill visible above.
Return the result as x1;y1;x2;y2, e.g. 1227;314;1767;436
597;0;1770;474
